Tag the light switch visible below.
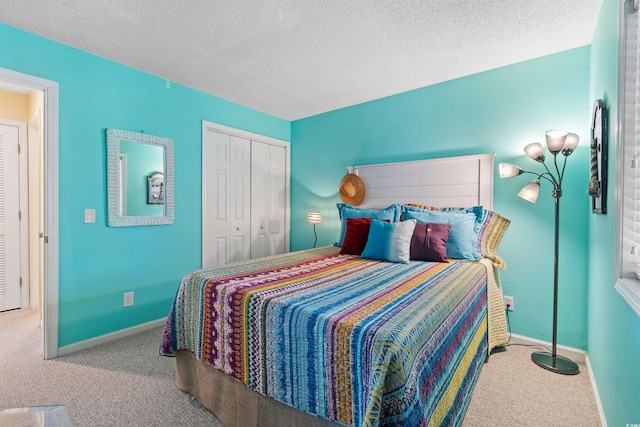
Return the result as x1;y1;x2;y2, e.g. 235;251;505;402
84;209;96;223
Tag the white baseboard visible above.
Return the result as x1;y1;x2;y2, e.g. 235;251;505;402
57;317;167;356
507;332;587;363
586;355;608;427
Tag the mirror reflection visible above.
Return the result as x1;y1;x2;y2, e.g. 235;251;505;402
119;140;164;216
107;128;174;227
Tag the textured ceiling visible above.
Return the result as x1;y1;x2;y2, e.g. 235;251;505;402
1;1;603;121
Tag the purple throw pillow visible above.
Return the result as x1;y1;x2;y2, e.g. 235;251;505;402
410;222;451;262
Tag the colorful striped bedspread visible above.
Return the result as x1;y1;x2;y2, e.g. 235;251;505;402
160;246;508;426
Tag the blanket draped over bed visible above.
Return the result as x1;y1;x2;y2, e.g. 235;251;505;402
160;246;508;427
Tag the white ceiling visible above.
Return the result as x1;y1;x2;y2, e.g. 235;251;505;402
1;1;603;121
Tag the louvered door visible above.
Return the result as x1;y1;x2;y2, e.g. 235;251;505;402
0;123;22;312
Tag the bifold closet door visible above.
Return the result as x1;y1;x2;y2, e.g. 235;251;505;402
202;131;251;267
251;141;286;259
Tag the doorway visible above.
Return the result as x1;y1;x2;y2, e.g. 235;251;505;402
0;67;59;359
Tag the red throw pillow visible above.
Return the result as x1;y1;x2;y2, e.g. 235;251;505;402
410;222;451;262
340;217;389;255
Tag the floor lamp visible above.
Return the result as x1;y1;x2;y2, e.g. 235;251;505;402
499;129;580;375
307;211;322;248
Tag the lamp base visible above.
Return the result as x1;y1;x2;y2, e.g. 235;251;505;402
531;351;579;375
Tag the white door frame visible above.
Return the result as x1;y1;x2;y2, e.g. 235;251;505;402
27;107;43;314
17;120;29;309
0;67;59;359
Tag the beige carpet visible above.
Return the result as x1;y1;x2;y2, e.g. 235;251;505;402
0;309;221;427
463;346;601;426
0;309;601;426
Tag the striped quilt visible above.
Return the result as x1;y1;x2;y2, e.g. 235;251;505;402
160;246;505;427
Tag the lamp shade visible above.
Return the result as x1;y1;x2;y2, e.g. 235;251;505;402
517;181;540;203
307;211;322;224
562;133;579;156
545;130;568;154
524;142;545;162
499;163;523;178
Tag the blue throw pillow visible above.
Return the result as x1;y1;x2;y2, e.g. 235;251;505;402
360;219;416;264
402;210;480;260
402;204;484;230
335;203;401;247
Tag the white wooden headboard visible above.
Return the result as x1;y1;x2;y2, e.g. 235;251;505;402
349;153;495;210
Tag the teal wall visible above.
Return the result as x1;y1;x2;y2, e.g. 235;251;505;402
292;47;592;351
0;23;290;347
588;1;640;425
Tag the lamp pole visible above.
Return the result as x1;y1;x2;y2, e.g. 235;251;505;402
552;189;561;361
313;223;318;248
529;184;577;374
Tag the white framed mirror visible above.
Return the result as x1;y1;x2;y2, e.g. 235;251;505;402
106;128;174;227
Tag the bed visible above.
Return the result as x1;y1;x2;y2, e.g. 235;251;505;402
160;154;510;427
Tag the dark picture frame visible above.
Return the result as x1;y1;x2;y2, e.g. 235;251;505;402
588;99;608;214
147;171;164;204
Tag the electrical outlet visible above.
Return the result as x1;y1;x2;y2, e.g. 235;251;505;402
123;291;134;307
504;296;514;311
84;208;96;223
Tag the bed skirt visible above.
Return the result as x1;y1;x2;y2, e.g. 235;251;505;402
175;349;342;427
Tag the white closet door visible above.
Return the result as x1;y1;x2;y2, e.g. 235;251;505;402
202;131;251;267
268;144;286;255
250;141;269;259
0;123;22;312
251;141;286;259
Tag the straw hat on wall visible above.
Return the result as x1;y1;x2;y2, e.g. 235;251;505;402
339;173;366;206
